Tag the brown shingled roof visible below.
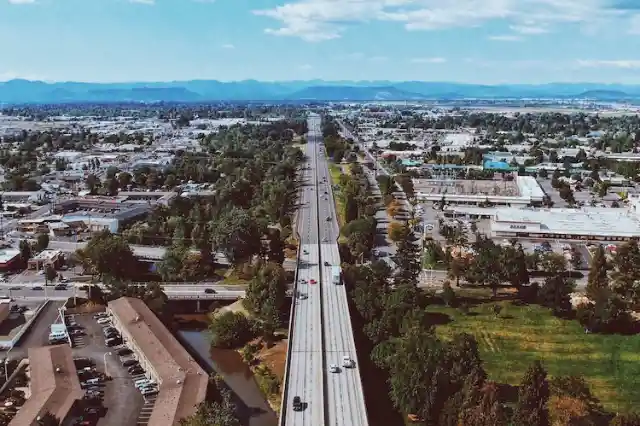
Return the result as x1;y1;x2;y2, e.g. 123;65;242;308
9;345;83;426
108;297;208;425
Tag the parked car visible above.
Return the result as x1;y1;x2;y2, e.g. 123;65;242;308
122;359;138;368
116;348;132;357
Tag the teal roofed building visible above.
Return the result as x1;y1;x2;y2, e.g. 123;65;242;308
401;159;423;167
483;160;514;171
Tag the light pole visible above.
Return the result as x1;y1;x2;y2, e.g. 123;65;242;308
103;352;112;378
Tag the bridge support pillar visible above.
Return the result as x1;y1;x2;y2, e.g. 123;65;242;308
196;299;202;312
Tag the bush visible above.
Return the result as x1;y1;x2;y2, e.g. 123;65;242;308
208;311;254;349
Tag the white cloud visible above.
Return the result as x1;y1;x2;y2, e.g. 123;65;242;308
221;43;235;49
7;0;36;4
253;0;618;41
298;64;313;70
488;34;523;41
410;57;446;64
369;56;388;62
129;0;154;4
576;59;640;69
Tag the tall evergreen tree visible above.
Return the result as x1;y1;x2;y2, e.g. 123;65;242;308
514;360;550;426
392;223;420;287
586;245;608;301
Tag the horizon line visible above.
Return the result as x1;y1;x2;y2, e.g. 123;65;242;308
1;78;639;86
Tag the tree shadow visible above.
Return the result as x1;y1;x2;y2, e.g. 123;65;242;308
424;312;452;327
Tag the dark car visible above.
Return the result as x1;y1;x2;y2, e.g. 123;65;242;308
122;359;138;368
129;367;144;375
117;348;133;357
293;396;303;411
9;286;22;291
54;284;67;290
204;288;216;294
32;286;44;291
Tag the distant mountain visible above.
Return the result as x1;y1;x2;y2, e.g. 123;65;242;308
3;79;640;104
286;85;426;101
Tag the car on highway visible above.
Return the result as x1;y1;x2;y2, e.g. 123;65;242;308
54;284;67;290
204;288;216;294
309;279;317;285
32;286;43;291
9;286;21;291
326;216;331;221
329;364;340;373
293;396;303;412
342;356;355;368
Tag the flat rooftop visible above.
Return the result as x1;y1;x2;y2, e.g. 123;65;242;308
0;248;20;264
9;345;82;426
413;178;521;197
108;297;208;425
31;249;61;261
493;207;640;237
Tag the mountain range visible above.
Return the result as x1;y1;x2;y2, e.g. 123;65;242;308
2;79;640;104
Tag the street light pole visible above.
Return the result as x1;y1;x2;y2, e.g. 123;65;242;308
103;352;112;378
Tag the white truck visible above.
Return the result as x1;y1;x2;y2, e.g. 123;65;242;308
331;266;341;285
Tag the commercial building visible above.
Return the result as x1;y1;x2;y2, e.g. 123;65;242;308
9;345;82;426
0;248;21;270
414;175;545;207
107;297;208;425
28;249;63;271
445;195;640;242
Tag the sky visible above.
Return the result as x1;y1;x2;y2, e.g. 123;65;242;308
2;0;640;84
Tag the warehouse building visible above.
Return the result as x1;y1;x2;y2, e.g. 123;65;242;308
107;297;208;425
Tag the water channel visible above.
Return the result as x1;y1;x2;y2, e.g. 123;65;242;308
178;330;278;426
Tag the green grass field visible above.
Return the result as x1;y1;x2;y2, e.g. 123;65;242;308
426;301;640;413
328;163;346;229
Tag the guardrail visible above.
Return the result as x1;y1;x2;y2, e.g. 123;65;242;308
278;151;306;425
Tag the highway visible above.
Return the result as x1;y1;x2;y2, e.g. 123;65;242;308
316;117;369;426
283;114;325;426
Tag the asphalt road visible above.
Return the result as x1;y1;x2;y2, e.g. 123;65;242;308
284;114;325;426
317;121;368;426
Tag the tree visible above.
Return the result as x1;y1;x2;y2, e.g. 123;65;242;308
208;311;253;349
44;265;57;284
442;281;456;307
610;240;640;305
18;239;32;263
501;244;529;289
388;221;406;242
243;262;287;327
459;381;508;426
537;253;575;316
85;173;100;195
179;397;240;426
392;223;420;287
78;230;139;282
548;375;604;426
210;207;261;266
587;245;608;301
610;413;640;426
513;360;550;426
35;233;49;252
267;228;285;265
465;236;503;297
36;412;60;426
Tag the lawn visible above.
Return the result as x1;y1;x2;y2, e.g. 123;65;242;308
426;300;640;413
328;163;347;230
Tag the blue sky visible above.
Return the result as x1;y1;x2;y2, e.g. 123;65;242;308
2;0;640;84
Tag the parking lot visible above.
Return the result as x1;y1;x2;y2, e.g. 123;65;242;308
67;312;149;426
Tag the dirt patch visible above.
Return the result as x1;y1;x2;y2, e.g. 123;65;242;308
256;339;288;382
212;300;250;318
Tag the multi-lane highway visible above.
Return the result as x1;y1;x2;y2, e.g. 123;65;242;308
283;114;325;426
282;114;368;426
316;119;368;426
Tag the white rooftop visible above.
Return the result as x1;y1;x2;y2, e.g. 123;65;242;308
493;207;640;237
0;248;19;264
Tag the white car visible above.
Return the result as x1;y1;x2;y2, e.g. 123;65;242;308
342;356;355;368
329;364;339;373
97;318;110;325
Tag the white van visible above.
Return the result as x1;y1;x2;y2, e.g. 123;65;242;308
85;378;101;385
